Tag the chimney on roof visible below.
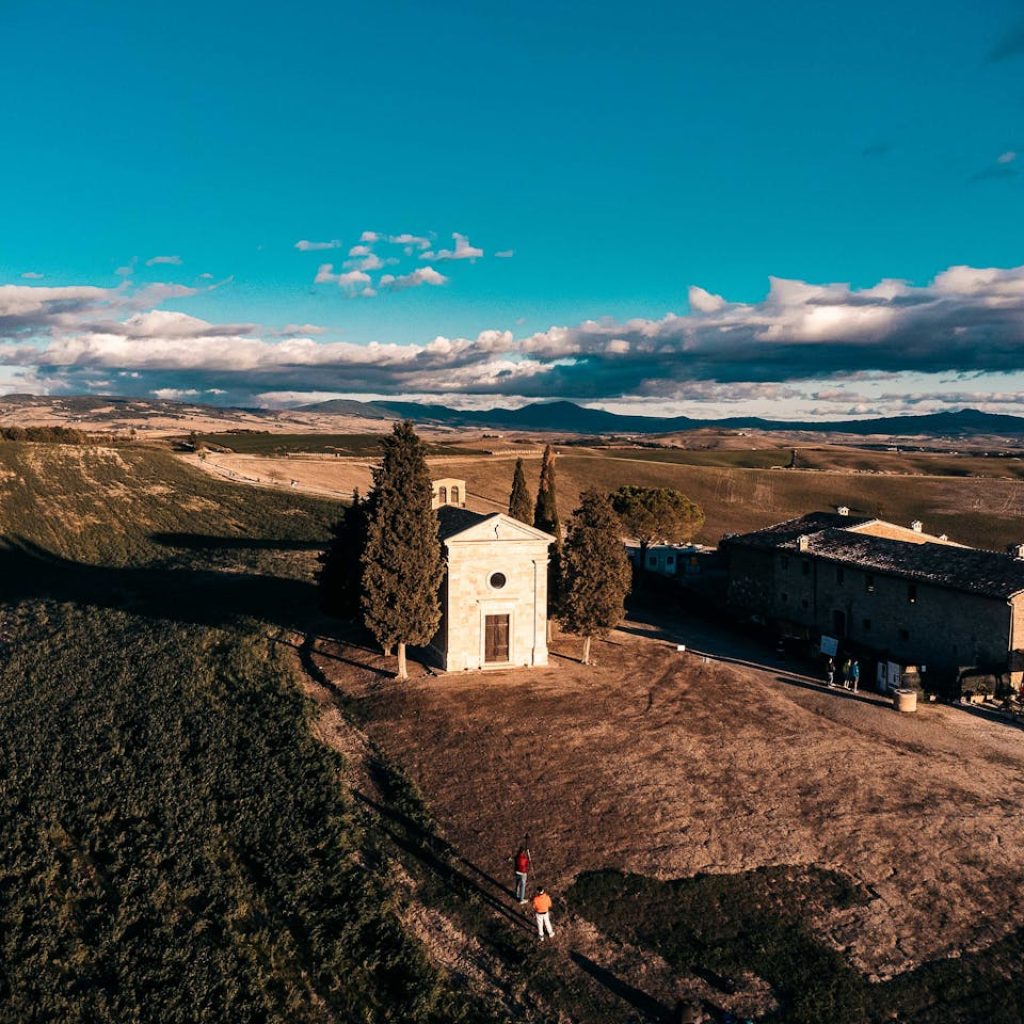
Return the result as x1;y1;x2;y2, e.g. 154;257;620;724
837;506;850;516
911;520;923;533
1008;543;1024;560
797;534;810;552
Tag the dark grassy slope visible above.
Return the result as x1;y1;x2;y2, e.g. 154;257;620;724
0;442;503;1024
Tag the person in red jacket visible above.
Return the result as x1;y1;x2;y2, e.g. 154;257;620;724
512;845;531;904
532;887;554;941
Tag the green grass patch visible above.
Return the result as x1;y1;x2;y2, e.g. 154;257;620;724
192;432;485;457
0;444;505;1023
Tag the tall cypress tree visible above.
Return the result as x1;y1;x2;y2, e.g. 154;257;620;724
533;445;561;542
534;444;563;614
508;458;533;524
361;421;444;679
559;490;632;665
318;488;371;619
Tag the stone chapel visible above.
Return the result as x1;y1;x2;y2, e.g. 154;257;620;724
428;478;554;671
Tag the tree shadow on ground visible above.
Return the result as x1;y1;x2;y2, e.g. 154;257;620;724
0;536;318;633
354;790;532;932
292;632;525;926
569;952;674;1022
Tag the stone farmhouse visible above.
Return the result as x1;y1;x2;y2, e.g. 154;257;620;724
723;511;1024;691
428;480;554;671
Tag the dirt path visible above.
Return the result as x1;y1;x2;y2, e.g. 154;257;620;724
307;617;1024;985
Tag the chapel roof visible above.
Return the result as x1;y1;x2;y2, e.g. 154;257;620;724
436;505;492;541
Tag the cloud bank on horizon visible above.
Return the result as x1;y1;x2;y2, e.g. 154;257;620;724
2;261;1024;419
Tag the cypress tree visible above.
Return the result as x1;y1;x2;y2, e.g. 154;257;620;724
361;421;444;679
533;445;561;542
317;488;370;619
508;458;533;524
534;444;563;616
559;490;632;665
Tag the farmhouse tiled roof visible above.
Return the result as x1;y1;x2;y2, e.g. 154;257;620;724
725;512;1024;600
436;505;492;541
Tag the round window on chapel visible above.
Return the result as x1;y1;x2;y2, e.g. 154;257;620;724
489;572;507;589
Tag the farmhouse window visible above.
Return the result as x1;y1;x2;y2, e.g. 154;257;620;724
863;618;872;631
648;554;658;568
899;628;910;641
489;572;507;590
836;566;845;584
438;485;448;504
451;485;460;504
801;598;809;609
781;592;789;603
780;557;789;569
865;574;875;593
801;561;810;576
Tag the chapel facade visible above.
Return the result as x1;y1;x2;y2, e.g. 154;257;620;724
429;482;553;671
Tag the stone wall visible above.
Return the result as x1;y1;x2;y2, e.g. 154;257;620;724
727;545;1015;687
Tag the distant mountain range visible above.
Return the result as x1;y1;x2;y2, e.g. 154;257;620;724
296;398;1024;437
3;392;1023;437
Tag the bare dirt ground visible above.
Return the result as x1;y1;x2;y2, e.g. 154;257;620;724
306;616;1024;986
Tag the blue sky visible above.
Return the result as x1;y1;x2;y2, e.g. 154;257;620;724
1;0;1023;418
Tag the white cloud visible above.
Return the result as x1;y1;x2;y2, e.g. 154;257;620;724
20;272;44;280
198;272;214;280
421;232;483;261
152;388;200;399
295;239;342;251
8;261;1024;411
348;244;372;257
277;323;328;337
389;233;432;251
379;266;448;290
337;270;376;297
494;249;514;258
0;283;114;330
314;264;338;284
998;151;1017;165
344;253;396;272
359;230;380;243
145;255;183;267
688;285;726;313
129;282;201;308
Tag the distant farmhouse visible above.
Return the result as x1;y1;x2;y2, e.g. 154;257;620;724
723;511;1024;691
429;479;554;671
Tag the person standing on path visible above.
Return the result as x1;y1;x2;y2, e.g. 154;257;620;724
826;657;835;688
532;887;554;942
512;845;531;904
841;657;852;689
850;659;860;694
